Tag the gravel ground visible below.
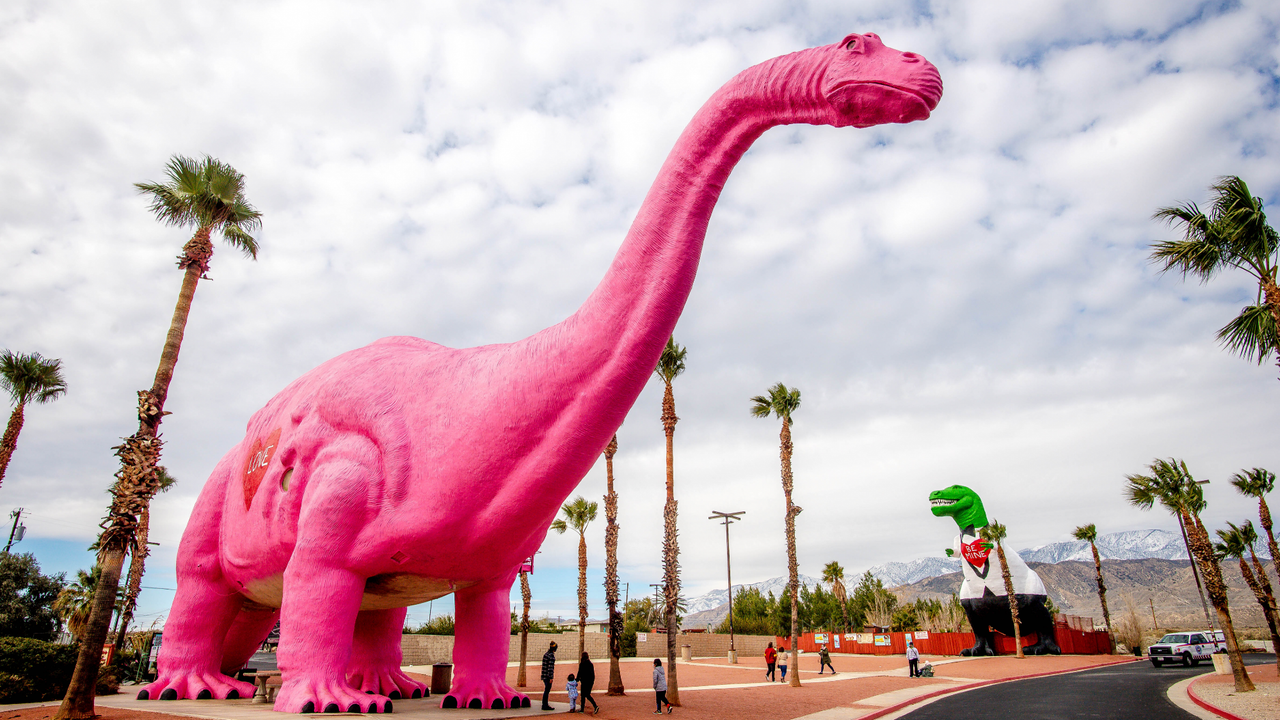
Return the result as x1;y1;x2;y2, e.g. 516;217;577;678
1190;661;1280;720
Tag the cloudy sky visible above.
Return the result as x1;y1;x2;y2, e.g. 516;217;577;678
2;0;1279;631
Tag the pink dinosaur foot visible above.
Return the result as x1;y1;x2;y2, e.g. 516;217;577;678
440;677;529;710
347;665;429;700
137;670;256;701
274;676;393;714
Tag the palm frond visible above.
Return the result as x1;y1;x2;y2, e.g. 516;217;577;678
1071;523;1097;543
1216;304;1278;364
654;336;687;383
135;154;262;259
0;350;68;406
1230;467;1275;498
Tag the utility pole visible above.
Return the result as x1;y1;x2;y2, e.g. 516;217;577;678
4;508;24;553
1149;597;1158;631
709;510;744;663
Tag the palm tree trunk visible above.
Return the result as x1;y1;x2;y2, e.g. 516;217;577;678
779;418;801;687
517;570;530;688
996;543;1023;658
578;532;588;658
1176;513;1215;630
1183;511;1254;692
55;549;125;719
1258;497;1280;583
57;232;211;720
0;403;25;490
660;382;680;705
1089;541;1112;635
603;435;625;695
1236;556;1280;673
113;507;151;649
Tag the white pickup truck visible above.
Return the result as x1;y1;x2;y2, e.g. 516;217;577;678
1146;631;1227;667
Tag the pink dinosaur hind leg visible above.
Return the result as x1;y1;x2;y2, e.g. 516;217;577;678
219;603;281;675
347;607;428;699
442;575;529;710
139;459;257;701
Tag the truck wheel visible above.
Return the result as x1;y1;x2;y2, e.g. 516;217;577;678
1181;653;1192;667
1150;659;1162;668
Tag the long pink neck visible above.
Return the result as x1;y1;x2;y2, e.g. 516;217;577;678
530;51;826;423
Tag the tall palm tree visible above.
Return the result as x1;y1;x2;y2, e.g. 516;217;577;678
1231;468;1279;580
1126;458;1254;692
1234;520;1280;652
979;520;1023;659
1151;176;1280;374
516;567;531;688
822;561;850;633
551;495;598;657
0;350;68;492
1214;522;1280;673
113;466;176;649
602;434;625;695
58;155;262;720
654;337;686;704
751;381;803;687
1071;523;1112;636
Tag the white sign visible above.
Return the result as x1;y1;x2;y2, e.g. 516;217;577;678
637;633;647;643
914;631;929;640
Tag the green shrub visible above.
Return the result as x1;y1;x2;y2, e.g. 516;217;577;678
0;636;77;702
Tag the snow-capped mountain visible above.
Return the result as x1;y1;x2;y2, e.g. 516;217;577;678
684;574;823;614
1017;529;1198;564
867;557;961;587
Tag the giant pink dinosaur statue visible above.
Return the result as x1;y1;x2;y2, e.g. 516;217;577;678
138;33;940;713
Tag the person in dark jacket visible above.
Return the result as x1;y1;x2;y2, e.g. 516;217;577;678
577;651;599;714
540;641;558;710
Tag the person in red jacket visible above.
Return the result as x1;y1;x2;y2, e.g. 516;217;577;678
764;643;777;682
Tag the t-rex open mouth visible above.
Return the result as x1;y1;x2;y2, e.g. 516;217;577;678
930;498;956;507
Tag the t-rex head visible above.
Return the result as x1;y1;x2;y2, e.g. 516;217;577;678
820;33;942;128
929;484;988;530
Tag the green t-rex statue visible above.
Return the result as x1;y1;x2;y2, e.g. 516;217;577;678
929;484;1060;656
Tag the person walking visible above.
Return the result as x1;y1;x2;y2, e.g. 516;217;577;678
764;642;777;682
779;650;788;683
818;645;836;675
566;674;580;712
653;658;673;714
541;641;559;710
577;651;599;714
906;641;920;678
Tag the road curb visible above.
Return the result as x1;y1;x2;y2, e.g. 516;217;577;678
860;656;1143;720
1186;676;1251;720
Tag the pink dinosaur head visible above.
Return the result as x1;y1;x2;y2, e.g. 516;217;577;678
821;32;942;127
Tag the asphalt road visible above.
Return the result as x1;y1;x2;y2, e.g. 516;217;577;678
900;653;1276;720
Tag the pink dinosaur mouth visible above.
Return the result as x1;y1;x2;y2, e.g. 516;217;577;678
826;80;940;127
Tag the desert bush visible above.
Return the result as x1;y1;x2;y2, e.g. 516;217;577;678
0;636;77;702
1114;596;1145;652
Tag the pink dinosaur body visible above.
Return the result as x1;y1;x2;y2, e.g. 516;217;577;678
140;33;940;713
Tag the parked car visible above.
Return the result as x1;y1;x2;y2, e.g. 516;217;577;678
1146;631;1227;667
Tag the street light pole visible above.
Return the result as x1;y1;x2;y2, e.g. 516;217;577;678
710;511;745;663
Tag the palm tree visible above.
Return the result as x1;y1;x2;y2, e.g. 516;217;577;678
1231;468;1279;580
822;561;850;633
1151;176;1280;374
58;155;261;720
516;567;531;688
1126;458;1254;692
1235;520;1280;654
0;351;68;492
978;520;1023;659
551;495;598;657
1214;522;1280;673
751;381;803;687
1071;523;1112;637
602;434;625;695
654;337;686;705
113;466;176;649
54;567;122;640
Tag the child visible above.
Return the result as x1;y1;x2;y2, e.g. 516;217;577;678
653;658;672;714
566;673;580;712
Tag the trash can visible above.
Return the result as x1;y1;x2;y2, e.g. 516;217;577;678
431;663;453;695
727;649;738;664
681;645;692;662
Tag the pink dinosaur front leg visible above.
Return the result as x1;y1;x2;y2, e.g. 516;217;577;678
273;443;393;714
347;607;428;699
442;576;529;710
